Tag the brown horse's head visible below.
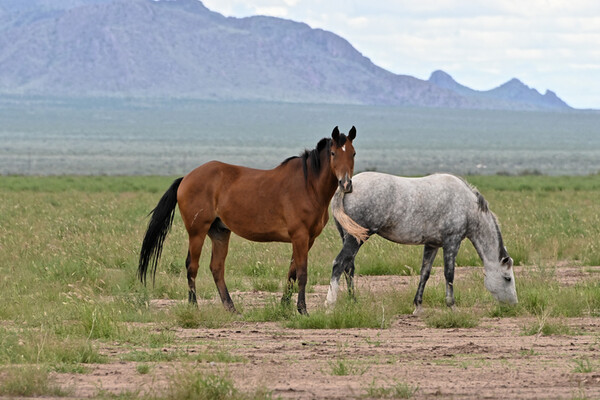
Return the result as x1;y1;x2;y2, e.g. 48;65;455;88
330;126;356;193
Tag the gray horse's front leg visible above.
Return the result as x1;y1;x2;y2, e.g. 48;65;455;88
326;235;363;306
442;240;461;309
413;244;438;315
326;249;350;306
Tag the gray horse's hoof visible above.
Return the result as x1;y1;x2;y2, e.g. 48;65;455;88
412;305;424;316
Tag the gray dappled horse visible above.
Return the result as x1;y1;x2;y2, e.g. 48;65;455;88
328;172;518;314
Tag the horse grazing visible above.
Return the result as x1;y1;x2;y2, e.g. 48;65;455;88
328;172;517;314
139;126;357;315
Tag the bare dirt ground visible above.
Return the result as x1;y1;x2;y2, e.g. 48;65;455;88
53;266;600;399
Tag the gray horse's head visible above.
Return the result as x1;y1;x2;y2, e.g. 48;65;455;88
483;255;518;304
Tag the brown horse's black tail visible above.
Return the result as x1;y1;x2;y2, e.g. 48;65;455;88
138;177;183;285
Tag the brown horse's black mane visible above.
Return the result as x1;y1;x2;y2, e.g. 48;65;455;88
281;135;349;180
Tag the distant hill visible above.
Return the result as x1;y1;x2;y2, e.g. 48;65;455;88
0;0;572;110
428;70;570;110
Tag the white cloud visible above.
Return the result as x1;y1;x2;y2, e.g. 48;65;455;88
347;16;369;29
571;63;600;71
254;6;288;17
201;0;600;108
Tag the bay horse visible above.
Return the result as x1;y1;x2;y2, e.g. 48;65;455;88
139;126;357;315
327;172;517;314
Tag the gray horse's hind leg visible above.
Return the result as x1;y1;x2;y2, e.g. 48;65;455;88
413;244;439;315
326;233;364;306
343;258;356;301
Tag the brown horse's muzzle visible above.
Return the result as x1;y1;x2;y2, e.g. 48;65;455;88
339;175;352;193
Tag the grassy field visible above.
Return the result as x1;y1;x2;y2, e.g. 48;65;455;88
1;174;600;398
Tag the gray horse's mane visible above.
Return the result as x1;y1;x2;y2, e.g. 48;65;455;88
456;176;488;213
457;176;509;259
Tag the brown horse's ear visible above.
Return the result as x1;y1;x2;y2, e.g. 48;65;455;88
348;126;356;141
331;126;340;144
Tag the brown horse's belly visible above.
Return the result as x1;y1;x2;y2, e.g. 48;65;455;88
237;230;292;243
218;213;291;243
224;222;291;243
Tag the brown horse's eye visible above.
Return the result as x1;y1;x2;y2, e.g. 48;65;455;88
331;151;335;157
353;152;356;157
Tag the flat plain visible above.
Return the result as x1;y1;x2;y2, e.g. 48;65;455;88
1;175;600;399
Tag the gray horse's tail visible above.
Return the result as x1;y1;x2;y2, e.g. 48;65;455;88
331;190;369;243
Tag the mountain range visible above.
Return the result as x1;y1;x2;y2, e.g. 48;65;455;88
0;0;572;110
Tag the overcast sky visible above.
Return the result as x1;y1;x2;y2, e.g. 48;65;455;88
202;0;600;109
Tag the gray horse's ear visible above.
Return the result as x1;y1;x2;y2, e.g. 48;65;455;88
331;126;340;143
348;126;356;141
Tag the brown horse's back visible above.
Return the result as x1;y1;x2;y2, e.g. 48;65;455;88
178;160;307;242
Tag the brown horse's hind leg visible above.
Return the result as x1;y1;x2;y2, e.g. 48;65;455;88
187;230;207;305
207;221;236;313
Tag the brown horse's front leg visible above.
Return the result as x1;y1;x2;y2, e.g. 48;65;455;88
281;258;296;306
293;236;310;315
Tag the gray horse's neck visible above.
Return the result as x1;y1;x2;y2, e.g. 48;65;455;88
468;210;503;266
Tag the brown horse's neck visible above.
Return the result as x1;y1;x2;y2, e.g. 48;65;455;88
306;150;338;208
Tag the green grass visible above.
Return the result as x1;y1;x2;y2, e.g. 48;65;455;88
159;369;274;400
571;388;593;400
286;290;413;329
136;363;151;375
244;298;296;322
0;175;176;193
120;350;190;363
424;309;480;329
515;269;600;317
0;327;106;365
120;347;245;364
286;302;389;329
95;389;143;399
173;303;238;329
467;174;600;192
488;303;521;318
572;358;595;373
521;318;574;336
243;288;415;329
0;366;70;397
328;358;368;376
2;174;600;390
363;379;418;399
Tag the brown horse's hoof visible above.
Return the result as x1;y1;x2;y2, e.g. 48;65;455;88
188;290;198;305
226;304;240;315
281;294;292;306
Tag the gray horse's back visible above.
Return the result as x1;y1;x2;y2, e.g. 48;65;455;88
338;172;479;245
